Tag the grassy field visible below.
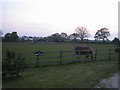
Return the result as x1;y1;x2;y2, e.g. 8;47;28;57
2;42;118;65
2;42;118;88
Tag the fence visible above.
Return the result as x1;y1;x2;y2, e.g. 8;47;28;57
2;49;117;67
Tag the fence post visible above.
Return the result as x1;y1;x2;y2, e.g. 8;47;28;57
60;50;63;65
36;55;39;67
95;49;97;61
108;49;111;60
115;48;120;64
78;50;81;62
118;51;120;64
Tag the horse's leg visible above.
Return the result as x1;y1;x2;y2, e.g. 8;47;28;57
73;53;79;59
73;52;77;59
91;55;95;61
91;51;95;61
85;55;89;62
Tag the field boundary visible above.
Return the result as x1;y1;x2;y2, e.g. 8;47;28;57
2;49;117;67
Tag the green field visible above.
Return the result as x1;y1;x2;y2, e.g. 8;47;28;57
2;42;118;88
2;42;118;66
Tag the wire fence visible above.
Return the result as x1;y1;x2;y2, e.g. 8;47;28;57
2;49;118;67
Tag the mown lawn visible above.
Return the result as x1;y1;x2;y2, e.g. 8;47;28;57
3;60;118;88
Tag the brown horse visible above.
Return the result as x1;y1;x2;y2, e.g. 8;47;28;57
74;46;95;61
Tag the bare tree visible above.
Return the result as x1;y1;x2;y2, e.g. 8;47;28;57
75;26;89;41
94;28;110;42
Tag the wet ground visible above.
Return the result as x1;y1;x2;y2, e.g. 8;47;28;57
94;72;119;88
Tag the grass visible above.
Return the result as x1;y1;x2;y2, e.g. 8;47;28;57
3;60;118;88
2;42;118;88
2;42;118;65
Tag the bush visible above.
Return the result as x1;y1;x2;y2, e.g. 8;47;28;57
2;51;25;79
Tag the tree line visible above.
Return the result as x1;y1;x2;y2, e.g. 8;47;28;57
2;26;120;43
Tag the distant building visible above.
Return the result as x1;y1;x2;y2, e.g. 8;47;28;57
21;36;40;43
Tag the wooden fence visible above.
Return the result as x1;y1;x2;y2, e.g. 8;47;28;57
2;49;117;67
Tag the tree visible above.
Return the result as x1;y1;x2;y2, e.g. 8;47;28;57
94;28;110;42
4;33;11;41
3;51;25;79
47;33;61;42
51;33;61;42
39;37;48;42
112;37;120;43
60;32;68;40
47;33;68;42
4;32;19;42
10;32;19;41
75;26;89;41
69;33;79;41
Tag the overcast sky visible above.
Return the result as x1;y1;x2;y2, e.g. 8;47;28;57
0;0;119;40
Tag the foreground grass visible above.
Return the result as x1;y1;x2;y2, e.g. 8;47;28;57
2;42;118;88
3;60;118;88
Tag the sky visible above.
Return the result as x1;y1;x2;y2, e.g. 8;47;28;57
0;0;119;40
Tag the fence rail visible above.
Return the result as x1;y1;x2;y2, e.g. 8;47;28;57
2;49;117;67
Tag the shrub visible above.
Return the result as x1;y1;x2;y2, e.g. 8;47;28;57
2;51;25;79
